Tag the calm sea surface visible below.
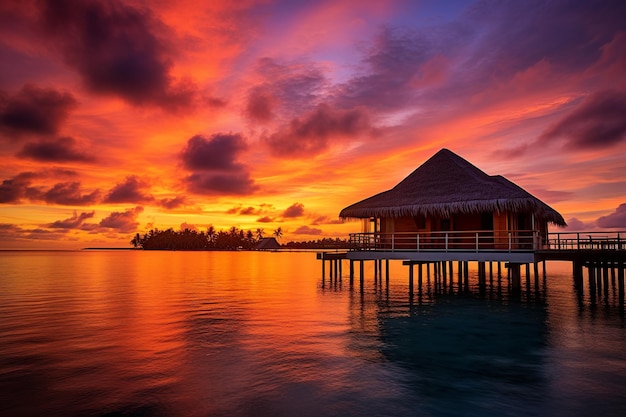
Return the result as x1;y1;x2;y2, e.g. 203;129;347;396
1;250;625;417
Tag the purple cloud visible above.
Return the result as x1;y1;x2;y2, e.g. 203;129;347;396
185;172;258;195
245;86;275;123
265;104;372;157
104;176;154;204
293;225;322;235
99;206;144;232
17;136;96;162
160;195;187;209
311;215;344;225
563;218;590;231
245;58;327;122
0;172;37;203
180;133;258;196
0;84;76;138
39;0;196;111
596;203;626;228
282;202;304;218
0;171;86;204
181;134;248;171
228;206;263;215
541;90;626;149
49;210;95;229
43;182;101;205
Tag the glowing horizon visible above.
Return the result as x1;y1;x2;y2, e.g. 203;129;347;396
1;0;626;249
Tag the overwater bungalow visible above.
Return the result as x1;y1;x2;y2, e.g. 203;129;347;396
339;149;566;257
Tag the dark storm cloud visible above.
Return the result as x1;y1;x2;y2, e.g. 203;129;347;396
264;104;372;157
49;210;95;229
17;136;96;162
99;206;143;232
181;134;248;171
0;84;76;138
596;203;626;228
185;172;258;195
43;182;101;205
39;0;196;110
104;176;154;204
282;202;304;218
541;90;626;149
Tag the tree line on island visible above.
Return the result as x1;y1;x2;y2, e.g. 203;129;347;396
130;226;350;250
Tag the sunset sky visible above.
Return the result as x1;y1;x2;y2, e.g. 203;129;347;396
1;0;625;249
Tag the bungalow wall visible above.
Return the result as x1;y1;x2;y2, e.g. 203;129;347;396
372;211;543;250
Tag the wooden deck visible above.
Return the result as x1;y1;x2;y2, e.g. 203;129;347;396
317;231;625;295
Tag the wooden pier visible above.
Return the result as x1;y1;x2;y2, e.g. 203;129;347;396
317;231;626;301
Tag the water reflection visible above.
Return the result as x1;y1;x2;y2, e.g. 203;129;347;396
1;252;625;417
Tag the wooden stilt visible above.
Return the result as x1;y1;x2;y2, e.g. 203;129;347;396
359;261;364;288
418;263;423;294
349;260;354;285
385;260;390;286
510;263;521;293
588;263;597;300
618;263;624;305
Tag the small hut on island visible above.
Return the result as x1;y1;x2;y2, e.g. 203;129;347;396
254;237;281;251
340;149;565;252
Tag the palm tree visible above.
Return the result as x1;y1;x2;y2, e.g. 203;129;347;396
130;233;142;248
256;228;264;241
273;227;283;241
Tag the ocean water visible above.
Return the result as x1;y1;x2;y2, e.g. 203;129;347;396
0;250;624;417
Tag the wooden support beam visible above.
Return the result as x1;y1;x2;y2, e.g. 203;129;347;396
359;260;364;288
418;263;423;294
339;260;343;281
386;259;390;286
349;260;354;285
618;263;624;305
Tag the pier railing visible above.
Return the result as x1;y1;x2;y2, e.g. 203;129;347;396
348;230;538;252
545;231;625;251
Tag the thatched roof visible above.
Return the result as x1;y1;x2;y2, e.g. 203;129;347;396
254;237;281;250
339;149;566;226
